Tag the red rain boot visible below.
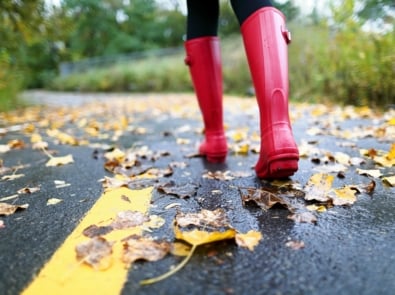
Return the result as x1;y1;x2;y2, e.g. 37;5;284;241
184;36;227;163
241;7;299;179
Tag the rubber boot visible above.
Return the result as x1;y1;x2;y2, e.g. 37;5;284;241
241;7;299;179
184;36;227;163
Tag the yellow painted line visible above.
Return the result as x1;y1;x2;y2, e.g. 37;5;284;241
22;187;153;295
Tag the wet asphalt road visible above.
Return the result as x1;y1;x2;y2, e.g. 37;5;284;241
0;91;394;295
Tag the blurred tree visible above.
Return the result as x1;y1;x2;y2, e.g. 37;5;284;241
273;0;300;21
358;0;395;20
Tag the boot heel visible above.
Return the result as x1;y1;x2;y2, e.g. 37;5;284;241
206;153;227;163
268;158;298;179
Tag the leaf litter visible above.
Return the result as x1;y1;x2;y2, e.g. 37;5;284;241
1;95;393;284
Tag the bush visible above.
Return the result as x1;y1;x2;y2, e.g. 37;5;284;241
49;21;394;109
0;50;24;112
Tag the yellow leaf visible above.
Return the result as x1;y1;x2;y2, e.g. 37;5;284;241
30;133;43;143
356;168;383;178
374;155;395;167
330;186;357;206
386;143;395;160
233;142;250;155
176;138;190;145
46;154;74;167
235;231;262;251
104;148;125;161
304;173;334;202
231;129;248;142
306;204;327;212
47;198;63;205
173;225;236;246
170;242;192;257
382;176;395;187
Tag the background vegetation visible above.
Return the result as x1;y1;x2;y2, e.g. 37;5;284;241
0;0;394;111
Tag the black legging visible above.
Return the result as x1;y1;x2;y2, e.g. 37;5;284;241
186;0;273;40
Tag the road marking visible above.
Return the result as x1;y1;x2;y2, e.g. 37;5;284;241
22;187;153;295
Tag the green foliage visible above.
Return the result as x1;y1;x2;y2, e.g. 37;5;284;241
290;0;394;107
0;50;24;111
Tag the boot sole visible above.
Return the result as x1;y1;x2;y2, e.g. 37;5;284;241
256;152;299;179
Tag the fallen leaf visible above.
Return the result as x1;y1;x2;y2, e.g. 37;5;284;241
54;180;71;188
304;173;334;202
0;194;19;202
7;139;25;149
287;211;317;224
46;198;63;205
285;240;305;250
382;176;395;187
240;187;292;211
110;210;149;229
175;209;231;229
147;167;173;177
104;148;125;161
356;168;383;178
174;225;236;247
330;186;357;206
0;202;29;216
82;224;114;238
235;231;262;251
202;170;235;181
75;236;114;270
46;154;74;167
170;242;192;256
1;174;25;181
143;215;166;231
17;186;40;194
349;180;376;194
306;204;327;213
0;145;11;153
122;235;170;265
157;181;197;199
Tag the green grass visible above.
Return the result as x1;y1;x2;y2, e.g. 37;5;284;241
45;23;395;109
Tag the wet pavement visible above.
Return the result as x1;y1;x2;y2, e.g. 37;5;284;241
0;91;394;295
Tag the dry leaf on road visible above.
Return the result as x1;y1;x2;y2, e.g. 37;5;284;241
0;202;29;216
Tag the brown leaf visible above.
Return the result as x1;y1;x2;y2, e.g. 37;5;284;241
75;236;114;270
82;224;114;238
202;170;235;181
240;187;292;211
147;166;173;177
17;186;40;194
122;235;170;265
349;180;376;194
0;202;29;216
110;210;149;230
156;181;198;199
287;211;317;224
175;208;231;229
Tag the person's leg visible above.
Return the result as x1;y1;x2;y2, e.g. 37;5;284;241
185;0;227;163
231;0;299;179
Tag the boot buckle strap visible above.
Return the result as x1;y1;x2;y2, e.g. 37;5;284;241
281;26;292;44
184;55;192;66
